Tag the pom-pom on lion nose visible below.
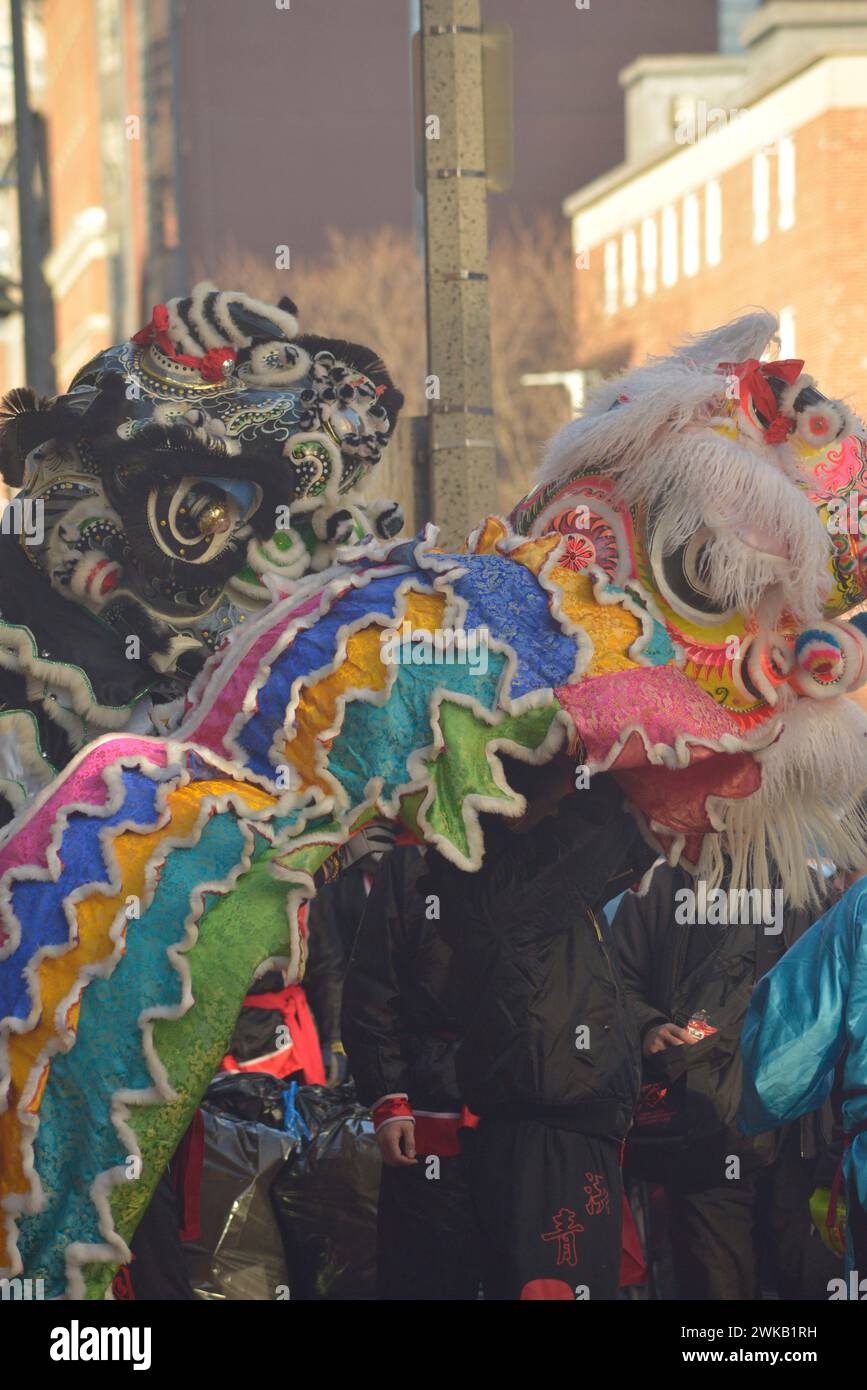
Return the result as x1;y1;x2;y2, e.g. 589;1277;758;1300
794;403;849;450
796;630;845;684
790;621;867;699
780;373;852;450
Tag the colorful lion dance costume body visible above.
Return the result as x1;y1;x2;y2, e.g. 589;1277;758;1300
2;289;867;1297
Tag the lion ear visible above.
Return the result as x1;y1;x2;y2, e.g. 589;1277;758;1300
0;386;56;487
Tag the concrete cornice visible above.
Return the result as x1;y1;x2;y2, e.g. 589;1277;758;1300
742;1;867;47
619;53;749;89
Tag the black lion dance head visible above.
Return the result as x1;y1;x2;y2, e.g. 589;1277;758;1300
0;285;404;817
0;283;405;689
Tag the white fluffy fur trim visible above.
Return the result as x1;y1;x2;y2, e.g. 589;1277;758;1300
241;342;311;386
0;710;56;798
693;695;867;907
162;298;202;357
0;622;139;730
198;284;300;348
778;374;814;415
184;281;224;351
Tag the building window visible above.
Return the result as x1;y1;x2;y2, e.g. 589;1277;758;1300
682;194;700;278
604;239;619;315
778;135;795;231
641;217;657;296
705;181;722;266
622;229;638;307
662;205;678;287
753;153;769;244
778;305;796;359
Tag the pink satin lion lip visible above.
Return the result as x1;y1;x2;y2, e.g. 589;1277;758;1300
555;666;766;869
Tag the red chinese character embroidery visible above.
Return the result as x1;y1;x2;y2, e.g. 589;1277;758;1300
583;1172;610;1217
540;1207;585;1266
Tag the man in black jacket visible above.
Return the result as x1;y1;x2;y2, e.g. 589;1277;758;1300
613;860;827;1300
342;844;482;1300
424;761;656;1301
303;859;377;1085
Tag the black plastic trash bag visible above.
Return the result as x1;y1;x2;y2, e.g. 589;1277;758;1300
270;1083;381;1300
203;1071;288;1129
183;1075;299;1300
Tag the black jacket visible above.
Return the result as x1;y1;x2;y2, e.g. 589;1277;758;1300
304;862;374;1046
614;860;814;1047
423;776;657;1138
613;860;817;1174
342;845;461;1114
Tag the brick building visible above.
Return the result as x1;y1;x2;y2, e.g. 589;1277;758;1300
41;0;165;388
0;0;187;403
563;1;867;416
0;4;45;507
43;0;118;385
0;5;45;396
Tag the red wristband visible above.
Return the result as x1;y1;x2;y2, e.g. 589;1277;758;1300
372;1095;414;1130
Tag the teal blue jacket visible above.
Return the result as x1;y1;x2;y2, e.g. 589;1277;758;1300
739;881;867;1267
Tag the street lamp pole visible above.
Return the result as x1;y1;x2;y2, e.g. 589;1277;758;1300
417;0;496;548
10;0;55;394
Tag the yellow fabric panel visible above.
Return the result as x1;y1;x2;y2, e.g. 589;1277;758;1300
471;516;510;554
548;568;642;675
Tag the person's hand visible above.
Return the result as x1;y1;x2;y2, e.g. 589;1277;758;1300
376;1119;417;1167
643;1021;697;1057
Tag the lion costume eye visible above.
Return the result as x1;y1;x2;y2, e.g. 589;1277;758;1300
148;476;258;563
649;521;736;624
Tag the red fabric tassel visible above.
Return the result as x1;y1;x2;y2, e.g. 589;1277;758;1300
619;1192;647;1287
132;304;236;381
173;1108;205;1244
413;1114;462;1156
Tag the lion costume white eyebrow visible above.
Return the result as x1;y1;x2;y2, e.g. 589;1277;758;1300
537;312;857;625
